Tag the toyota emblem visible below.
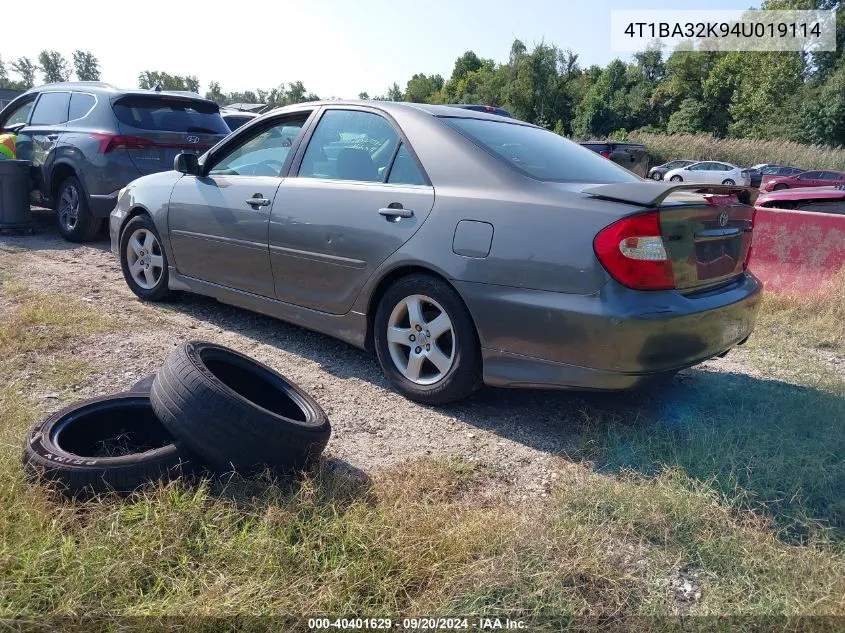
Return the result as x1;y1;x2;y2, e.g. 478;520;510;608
718;210;729;227
186;135;200;144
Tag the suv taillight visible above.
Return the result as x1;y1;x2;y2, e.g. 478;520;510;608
599;150;612;158
91;133;154;153
593;210;674;290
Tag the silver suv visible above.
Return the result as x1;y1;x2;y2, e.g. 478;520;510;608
0;82;229;241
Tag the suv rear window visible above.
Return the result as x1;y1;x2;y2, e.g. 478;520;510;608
112;96;229;134
443;117;639;183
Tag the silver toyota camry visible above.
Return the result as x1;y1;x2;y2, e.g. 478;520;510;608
111;101;761;405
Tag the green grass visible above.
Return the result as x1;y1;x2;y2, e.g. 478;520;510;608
0;266;843;626
627;132;845;171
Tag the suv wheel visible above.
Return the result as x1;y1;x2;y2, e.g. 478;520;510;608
119;215;174;302
56;176;102;242
374;274;481;405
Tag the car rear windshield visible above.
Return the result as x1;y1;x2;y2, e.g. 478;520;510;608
442;117;639;183
112;96;229;134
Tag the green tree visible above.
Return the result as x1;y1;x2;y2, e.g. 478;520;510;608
11;57;37;88
666;98;708;134
404;73;444;103
205;81;227;105
0;55;8;88
138;71;200;93
386;82;404;101
72;50;100;81
38;50;71;83
358;91;370;100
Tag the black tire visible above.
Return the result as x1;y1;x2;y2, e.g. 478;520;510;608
374;274;482;405
119;214;174;302
55;175;102;242
669;175;683;182
722;179;735;185
773;183;788;191
130;373;156;393
22;393;196;496
150;341;331;475
650;172;662;181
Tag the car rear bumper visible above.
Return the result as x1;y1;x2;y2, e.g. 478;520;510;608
455;274;763;390
89;191;120;218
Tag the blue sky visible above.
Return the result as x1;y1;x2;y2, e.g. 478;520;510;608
3;0;757;98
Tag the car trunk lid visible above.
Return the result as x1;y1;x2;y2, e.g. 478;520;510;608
111;94;229;175
584;182;754;293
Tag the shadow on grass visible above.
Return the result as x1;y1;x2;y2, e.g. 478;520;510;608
570;368;845;545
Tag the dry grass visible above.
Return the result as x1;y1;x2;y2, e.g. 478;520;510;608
0;268;843;627
628;132;845;171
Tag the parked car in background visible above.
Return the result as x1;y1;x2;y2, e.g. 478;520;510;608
110;101;760;405
756;185;845;214
0;82;229;241
648;160;695;181
580;141;649;177
221;109;259;131
664;161;752;186
761;169;845;192
748;163;804;188
445;104;513;118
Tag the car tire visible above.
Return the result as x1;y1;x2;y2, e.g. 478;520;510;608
669;175;683;182
149;341;331;475
773;184;788;191
722;179;735;185
119;214;174;302
55;175;102;242
374;274;482;405
650;172;662;181
22;393;196;496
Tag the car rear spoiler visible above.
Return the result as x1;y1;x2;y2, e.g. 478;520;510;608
583;183;756;207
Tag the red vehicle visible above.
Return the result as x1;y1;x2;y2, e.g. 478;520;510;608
755;185;845;214
761;169;845;192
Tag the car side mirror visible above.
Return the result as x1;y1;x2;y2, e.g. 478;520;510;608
2;123;26;134
174;152;199;175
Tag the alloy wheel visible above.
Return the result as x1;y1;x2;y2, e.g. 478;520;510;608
126;228;164;290
58;185;80;230
386;294;455;386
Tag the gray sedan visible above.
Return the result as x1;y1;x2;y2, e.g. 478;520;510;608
110;101;761;405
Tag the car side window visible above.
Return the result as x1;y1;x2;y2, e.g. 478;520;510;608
819;172;841;181
298;109;400;182
689;163;705;171
29;92;70;125
387;144;426;185
209;116;308;177
3;99;35;127
797;171;819;180
68;93;96;121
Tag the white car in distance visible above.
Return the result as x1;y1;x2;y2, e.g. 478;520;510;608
663;161;752;186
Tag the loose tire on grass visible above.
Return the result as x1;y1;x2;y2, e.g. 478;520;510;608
150;341;331;475
23;393;196;496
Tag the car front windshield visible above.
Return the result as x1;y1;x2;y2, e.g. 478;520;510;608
442;117;639;183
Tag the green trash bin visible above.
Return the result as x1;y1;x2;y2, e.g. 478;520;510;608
0;160;32;230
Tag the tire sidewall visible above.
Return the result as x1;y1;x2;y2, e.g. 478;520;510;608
119;214;171;301
374;275;481;404
56;176;93;241
670;175;682;182
24;394;185;472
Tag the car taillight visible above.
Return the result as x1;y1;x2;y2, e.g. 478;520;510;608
90;133;154;153
599;150;612;158
593;210;674;290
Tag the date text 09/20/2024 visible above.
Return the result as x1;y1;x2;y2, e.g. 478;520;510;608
307;617;527;630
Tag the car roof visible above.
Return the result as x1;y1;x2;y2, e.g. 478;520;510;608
261;100;533;125
22;82;215;104
758;185;845;200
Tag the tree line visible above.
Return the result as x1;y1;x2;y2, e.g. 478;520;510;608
0;50;101;86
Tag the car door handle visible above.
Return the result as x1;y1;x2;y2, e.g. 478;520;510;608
246;196;271;208
378;207;414;219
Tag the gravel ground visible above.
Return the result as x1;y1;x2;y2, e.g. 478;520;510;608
0;208;759;497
